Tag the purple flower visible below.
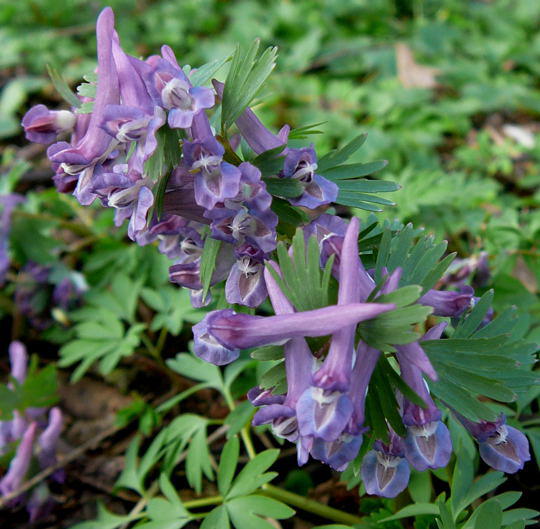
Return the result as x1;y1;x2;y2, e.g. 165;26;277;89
310;433;363;471
0;422;37;498
252;264;314;445
47;7;120;205
38;408;63;472
21;105;76;144
457;414;530;474
296;219;381;443
303;214;347;273
8;341;28;386
144;56;214;129
192;310;240;365
225;245;268;307
196;302;393;352
209;206;278;254
282;146;338;209
92;165;154;241
361;432;410;498
0;193;25;284
419;286;474;317
398;323;452;471
347;341;380;434
183;136;241;210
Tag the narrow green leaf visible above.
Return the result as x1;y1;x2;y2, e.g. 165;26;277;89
200;237;222;298
46;64;81;108
379;503;439;522
218;436;240;496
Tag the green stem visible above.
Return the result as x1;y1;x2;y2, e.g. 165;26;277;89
141;333;160;359
155;327;168;357
184;495;223;509
223;388;257;460
262;484;364;526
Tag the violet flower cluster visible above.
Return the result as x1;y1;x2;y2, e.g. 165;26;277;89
1;342;63;521
22;7;338;310
194;216;530;497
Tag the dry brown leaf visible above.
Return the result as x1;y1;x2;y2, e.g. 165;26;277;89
396;42;440;89
513;256;538;294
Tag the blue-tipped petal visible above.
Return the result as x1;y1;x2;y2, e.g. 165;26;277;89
311;433;363;471
361;449;410;498
296;387;353;442
404;420;452;471
478;425;530;474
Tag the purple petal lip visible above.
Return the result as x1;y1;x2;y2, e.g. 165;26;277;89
361;449;410;498
296;387;353;441
205;303;395;350
192;311;240;366
404;420;452;471
310;434;363;471
478;425;530;474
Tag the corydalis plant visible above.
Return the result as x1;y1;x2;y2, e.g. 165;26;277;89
18;5;535;507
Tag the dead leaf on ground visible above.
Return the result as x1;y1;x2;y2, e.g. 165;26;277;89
513;256;538;294
396;42;440;89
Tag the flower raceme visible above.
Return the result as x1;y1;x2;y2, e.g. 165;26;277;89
0;343;63;521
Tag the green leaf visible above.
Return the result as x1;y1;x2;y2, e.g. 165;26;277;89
263;177;303;198
189;55;230;86
225;401;255;438
320;161;389;180
167;353;223;390
430;379;497;422
409;469;432;504
218;436;240;496
186;424;214;493
379;503;439;522
227;449;279;499
452;471;506;518
317;133;368;172
200;237;222;298
46;64;81;108
201;505;230;529
227;495;295;529
68;502;136;529
250;345;284;361
259;361;286;393
221;40;277;131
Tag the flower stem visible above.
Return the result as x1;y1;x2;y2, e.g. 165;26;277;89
184;495;223;509
261;484;364;525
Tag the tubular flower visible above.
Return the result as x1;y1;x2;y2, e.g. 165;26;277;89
22;105;76;144
399;324;452;471
456;414;530;474
361;431;410;498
